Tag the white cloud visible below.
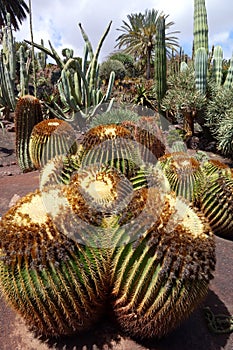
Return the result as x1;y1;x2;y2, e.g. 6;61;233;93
14;0;233;62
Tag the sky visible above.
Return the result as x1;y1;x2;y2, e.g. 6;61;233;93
14;0;233;63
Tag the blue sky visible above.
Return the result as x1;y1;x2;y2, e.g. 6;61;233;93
14;0;233;62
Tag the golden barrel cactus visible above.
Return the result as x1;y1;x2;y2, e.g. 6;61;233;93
29;118;78;169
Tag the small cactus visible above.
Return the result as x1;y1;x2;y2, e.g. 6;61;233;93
15;95;43;172
29;118;78;169
158;152;204;203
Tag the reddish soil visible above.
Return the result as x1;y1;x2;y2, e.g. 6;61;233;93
0;129;232;350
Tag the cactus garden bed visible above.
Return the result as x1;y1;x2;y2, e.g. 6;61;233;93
0;127;233;350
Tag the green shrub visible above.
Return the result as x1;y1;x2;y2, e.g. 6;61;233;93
99;59;126;81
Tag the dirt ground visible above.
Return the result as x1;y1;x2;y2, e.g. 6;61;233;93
0;129;233;350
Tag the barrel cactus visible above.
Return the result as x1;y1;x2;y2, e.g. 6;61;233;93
0;188;108;336
158;152;204;203
79;124;143;178
29;118;78;169
111;188;215;339
199;159;233;241
0;124;216;340
15;95;43;172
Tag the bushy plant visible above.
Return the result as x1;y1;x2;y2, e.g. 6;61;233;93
108;52;136;77
99;59;126;81
90;106;141;127
162;65;206;120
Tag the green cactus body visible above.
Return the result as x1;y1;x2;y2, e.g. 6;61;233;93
224;54;233;89
158;152;204;203
195;47;208;95
154;16;167;111
15;95;43;172
0;189;108;336
193;0;209;54
170;140;188;153
79;124;142;178
180;61;188;72
29;118;78;169
0;13;17;111
212;46;223;86
123;116;166;162
111;188;215;339
199;160;233;240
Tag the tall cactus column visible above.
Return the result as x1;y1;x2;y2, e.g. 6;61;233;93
15;95;43;172
193;0;209;54
195;47;208;95
154;15;167;116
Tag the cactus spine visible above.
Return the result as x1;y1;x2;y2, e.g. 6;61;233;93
154;15;167;113
15;95;43;172
212;46;223;86
195;47;208;95
193;0;209;54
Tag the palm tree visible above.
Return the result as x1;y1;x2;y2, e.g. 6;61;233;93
115;9;179;79
0;0;29;31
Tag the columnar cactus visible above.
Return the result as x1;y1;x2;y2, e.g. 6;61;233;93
15;95;43;172
193;0;209;55
0;13;17;111
195;47;208;95
154;15;167;112
29;118;78;169
224;54;233;89
212;46;223;86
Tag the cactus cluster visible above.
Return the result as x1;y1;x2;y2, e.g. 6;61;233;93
0;122;217;340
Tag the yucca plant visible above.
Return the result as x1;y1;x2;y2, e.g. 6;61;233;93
158;152;204;203
0;189;108;336
29;118;78;169
199;159;233;240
